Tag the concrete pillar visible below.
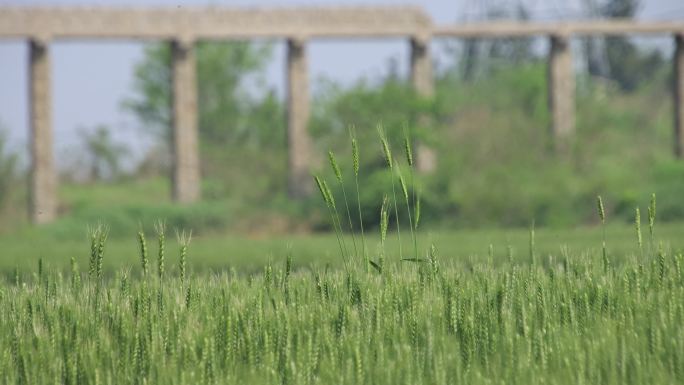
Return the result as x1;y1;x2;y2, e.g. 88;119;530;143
674;33;684;158
171;39;200;203
29;38;57;224
286;37;312;198
410;36;436;173
547;34;575;152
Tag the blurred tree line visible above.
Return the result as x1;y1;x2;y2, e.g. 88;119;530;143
0;0;676;231
111;0;683;230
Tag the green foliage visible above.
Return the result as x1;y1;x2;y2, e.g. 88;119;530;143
310;77;433;147
124;41;279;146
78;124;129;181
311;61;682;229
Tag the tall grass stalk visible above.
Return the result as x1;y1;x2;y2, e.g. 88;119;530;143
350;128;368;271
87;224;108;282
597;196;609;273
176;230;192;287
648;193;656;252
96;225;108;282
403;125;419;261
378;125;403;262
529;220;536;267
328;150;358;263
155;221;166;281
635;207;643;258
396;163;417;261
314;175;349;272
88;225;98;279
377;195;390;273
138;227;149;277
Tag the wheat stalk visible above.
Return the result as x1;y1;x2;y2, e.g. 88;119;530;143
377;124;403;262
350;127;369;272
329;150;358;263
176;229;192;286
597;196;609;273
314;174;349;272
154;220;166;281
138;227;149;277
635;207;643;258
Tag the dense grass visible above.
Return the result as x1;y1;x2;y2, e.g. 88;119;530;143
1;233;682;384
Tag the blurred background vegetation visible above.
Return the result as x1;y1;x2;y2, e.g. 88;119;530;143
0;0;681;239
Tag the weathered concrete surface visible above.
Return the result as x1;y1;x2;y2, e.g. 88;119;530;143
410;36;433;96
547;34;575;152
287;38;313;198
29;39;57;224
171;39;200;203
2;9;681;39
0;7;430;39
676;34;684;158
410;36;437;173
434;20;684;38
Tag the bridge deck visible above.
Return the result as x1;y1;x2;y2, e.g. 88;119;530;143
0;7;682;40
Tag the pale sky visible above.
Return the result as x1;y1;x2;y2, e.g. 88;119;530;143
0;0;682;170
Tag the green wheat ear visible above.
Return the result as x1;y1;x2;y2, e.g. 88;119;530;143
322;180;336;209
397;165;409;202
154;220;166;280
597;195;609;273
414;192;421;230
377;125;393;170
648;193;656;238
138;226;148;277
176;229;192;285
351;137;359;177
380;195;389;245
403;133;413;167
635;207;642;253
314;175;330;207
328;150;342;183
597;195;605;224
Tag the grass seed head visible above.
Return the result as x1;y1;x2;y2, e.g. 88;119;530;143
176;229;192;284
380;195;389;244
648;193;656;236
154;220;166;280
322;180;336;209
597;195;605;224
377;125;393;170
138;228;148;276
635;207;642;251
397;166;409;203
404;136;413;167
351;137;359;177
314;175;330;207
414;192;421;230
328;150;343;183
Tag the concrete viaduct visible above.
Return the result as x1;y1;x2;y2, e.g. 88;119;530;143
0;6;683;224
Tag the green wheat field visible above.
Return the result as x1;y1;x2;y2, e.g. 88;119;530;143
1;130;683;384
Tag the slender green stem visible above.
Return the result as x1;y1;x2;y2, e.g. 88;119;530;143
355;174;368;272
390;174;402;262
340;184;358;264
397;165;416;260
326;203;350;274
408;166;418;260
